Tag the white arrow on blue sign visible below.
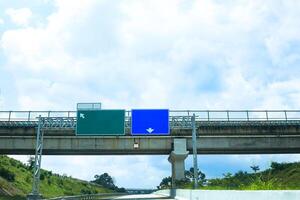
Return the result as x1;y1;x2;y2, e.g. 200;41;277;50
131;109;169;135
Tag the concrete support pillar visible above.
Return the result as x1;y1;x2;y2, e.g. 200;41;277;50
168;138;189;187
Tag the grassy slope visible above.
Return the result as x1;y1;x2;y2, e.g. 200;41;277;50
182;162;300;190
255;162;300;189
0;156;112;199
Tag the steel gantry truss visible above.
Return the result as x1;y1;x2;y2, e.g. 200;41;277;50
27;116;44;200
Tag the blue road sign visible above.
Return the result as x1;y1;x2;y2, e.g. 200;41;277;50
131;109;169;135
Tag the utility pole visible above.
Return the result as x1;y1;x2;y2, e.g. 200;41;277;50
192;114;198;189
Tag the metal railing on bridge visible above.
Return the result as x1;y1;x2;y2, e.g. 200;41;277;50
1;110;300;128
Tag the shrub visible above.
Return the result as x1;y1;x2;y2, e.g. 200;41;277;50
270;162;289;171
26;175;31;183
80;189;92;194
58;179;64;186
47;171;52;176
40;173;45;180
0;167;15;181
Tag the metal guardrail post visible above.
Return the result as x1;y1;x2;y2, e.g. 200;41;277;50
266;111;269;121
284;111;288;121
246;111;249;121
28;111;31;121
226;111;229;121
8;111;11;121
207;111;210;121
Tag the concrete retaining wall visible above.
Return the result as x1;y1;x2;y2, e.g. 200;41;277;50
155;189;300;200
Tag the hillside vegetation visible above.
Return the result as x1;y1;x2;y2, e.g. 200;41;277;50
206;162;300;190
158;161;300;190
0;156;113;199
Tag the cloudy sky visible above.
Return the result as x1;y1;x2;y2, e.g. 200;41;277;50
1;0;300;188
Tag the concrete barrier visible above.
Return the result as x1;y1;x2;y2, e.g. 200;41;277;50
155;189;300;200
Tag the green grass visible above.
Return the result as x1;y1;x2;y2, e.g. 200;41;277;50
0;156;113;198
0;196;26;200
179;162;300;190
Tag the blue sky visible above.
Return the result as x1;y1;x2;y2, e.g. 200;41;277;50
1;0;300;188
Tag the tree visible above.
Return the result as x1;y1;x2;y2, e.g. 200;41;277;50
220;172;236;188
92;173;115;189
158;176;172;189
158;168;206;189
116;187;126;193
91;172;126;192
185;167;206;186
222;172;232;179
27;156;35;170
250;165;260;173
270;162;287;171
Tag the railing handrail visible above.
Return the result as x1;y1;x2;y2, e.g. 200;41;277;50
2;109;300;111
1;110;300;123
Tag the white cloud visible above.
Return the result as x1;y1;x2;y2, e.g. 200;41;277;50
5;8;32;26
0;18;4;25
3;1;299;108
1;1;300;109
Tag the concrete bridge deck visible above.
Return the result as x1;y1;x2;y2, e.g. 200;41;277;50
1;135;300;155
1;122;300;155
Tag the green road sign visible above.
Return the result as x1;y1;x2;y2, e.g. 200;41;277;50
76;110;125;135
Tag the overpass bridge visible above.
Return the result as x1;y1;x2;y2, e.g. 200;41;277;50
1;110;300;199
1;110;300;155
